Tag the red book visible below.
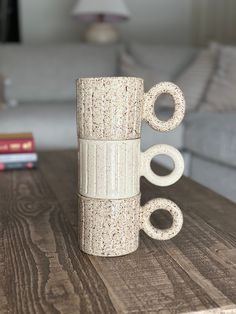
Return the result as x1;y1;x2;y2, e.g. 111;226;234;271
0;133;35;154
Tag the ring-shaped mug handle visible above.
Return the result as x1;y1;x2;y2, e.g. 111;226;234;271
141;198;183;240
141;144;184;187
143;82;185;132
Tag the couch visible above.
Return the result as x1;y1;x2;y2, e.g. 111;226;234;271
0;43;235;202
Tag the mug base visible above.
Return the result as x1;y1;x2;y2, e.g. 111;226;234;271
79;244;139;257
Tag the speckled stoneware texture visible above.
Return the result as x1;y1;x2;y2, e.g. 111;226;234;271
78;194;183;257
77;77;185;140
76;76;186;257
141;198;183;241
79;139;184;199
143;82;186;132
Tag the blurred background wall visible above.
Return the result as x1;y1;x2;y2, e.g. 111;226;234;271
19;0;192;44
192;0;236;46
18;0;236;46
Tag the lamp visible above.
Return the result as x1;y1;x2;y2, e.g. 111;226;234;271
72;0;130;44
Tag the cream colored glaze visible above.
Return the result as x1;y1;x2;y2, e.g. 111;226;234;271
140;144;184;187
76;76;186;257
79;139;184;199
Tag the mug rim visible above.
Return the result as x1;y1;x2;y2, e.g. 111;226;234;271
77;193;141;201
77;76;144;83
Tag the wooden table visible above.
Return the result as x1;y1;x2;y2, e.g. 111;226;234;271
0;150;236;314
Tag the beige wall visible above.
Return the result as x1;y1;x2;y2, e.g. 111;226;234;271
192;0;236;46
19;0;193;44
120;0;193;44
19;0;80;43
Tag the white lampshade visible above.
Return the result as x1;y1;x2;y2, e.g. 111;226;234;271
72;0;130;22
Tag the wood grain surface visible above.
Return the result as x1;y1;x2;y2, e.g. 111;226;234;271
0;150;236;314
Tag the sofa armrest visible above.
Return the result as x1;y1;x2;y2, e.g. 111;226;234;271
0;73;6;109
0;75;18;109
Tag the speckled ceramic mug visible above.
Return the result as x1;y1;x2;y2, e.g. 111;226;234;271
79;139;184;199
78;194;183;256
77;77;185;140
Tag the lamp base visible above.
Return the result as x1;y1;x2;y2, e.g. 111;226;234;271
84;22;119;44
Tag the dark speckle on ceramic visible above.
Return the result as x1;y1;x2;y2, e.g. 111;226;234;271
77;78;185;140
78;194;183;257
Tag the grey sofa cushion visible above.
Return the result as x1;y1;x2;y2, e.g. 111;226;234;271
120;48;216;112
129;43;197;77
191;155;236;203
0;101;77;150
0;43;119;103
120;52;170;91
200;45;236;112
185;112;236;168
0;73;6;109
161;48;217;112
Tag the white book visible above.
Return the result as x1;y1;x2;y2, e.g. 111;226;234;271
0;153;38;163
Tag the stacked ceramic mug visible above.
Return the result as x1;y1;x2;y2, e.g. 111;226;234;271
77;77;185;257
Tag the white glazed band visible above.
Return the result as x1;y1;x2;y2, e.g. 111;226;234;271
78;194;183;257
141;144;184;187
79;139;140;199
79;139;184;199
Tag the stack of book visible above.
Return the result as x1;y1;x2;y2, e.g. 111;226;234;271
0;133;38;171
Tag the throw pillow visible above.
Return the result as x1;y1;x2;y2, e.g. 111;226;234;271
129;43;197;77
201;45;236;111
120;52;170;91
161;48;217;111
